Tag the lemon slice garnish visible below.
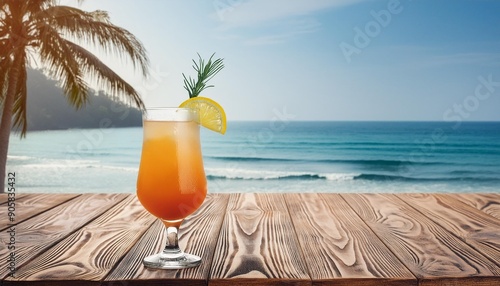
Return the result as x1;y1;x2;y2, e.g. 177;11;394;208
179;97;227;134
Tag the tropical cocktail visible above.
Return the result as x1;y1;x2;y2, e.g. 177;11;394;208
136;53;225;269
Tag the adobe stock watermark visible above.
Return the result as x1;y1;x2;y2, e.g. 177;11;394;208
64;64;168;169
397;74;499;176
443;74;500;129
5;172;17;277
339;0;410;63
238;107;297;157
135;64;169;101
65;101;132;160
213;0;244;21
209;106;297;192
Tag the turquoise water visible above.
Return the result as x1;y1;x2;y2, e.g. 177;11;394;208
7;121;500;193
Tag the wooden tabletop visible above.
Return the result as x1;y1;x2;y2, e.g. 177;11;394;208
1;192;499;286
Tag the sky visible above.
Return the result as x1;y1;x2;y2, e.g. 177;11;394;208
60;0;500;121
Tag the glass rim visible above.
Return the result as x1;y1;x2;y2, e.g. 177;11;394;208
143;107;198;122
145;107;191;111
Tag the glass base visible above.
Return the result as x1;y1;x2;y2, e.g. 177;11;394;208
143;251;201;269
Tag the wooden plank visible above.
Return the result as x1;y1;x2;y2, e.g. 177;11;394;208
209;193;310;286
341;193;500;286
5;195;155;285
399;193;500;267
0;193;79;231
455;193;500;220
285;193;416;286
0;193;128;280
0;193;28;205
103;193;229;286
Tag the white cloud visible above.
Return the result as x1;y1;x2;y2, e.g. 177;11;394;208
213;0;367;45
213;0;369;28
243;18;321;45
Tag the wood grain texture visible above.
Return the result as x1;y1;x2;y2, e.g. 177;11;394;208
5;195;155;285
454;193;500;220
398;193;500;267
0;193;28;205
209;193;310;286
0;193;128;279
341;193;500;286
285;193;416;286
0;193;79;231
2;193;500;286
103;193;229;286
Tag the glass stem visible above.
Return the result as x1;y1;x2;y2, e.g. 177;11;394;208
164;226;181;254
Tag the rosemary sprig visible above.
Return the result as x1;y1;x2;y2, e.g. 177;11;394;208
183;53;225;98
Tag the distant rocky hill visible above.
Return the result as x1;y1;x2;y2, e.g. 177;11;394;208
23;68;142;131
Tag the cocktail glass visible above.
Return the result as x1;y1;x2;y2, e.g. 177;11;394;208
137;108;207;269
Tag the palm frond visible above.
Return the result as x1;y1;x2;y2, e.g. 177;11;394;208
22;0;57;14
0;59;10;104
12;51;28;136
0;25;7;39
34;5;149;77
37;23;89;108
64;39;145;110
90;10;110;23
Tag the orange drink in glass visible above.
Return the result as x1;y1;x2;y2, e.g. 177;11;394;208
137;108;207;269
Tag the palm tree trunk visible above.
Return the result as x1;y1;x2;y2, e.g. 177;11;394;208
0;55;22;193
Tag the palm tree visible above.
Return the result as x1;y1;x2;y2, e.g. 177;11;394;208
0;0;149;191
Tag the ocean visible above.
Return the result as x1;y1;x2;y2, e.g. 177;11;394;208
7;121;500;194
